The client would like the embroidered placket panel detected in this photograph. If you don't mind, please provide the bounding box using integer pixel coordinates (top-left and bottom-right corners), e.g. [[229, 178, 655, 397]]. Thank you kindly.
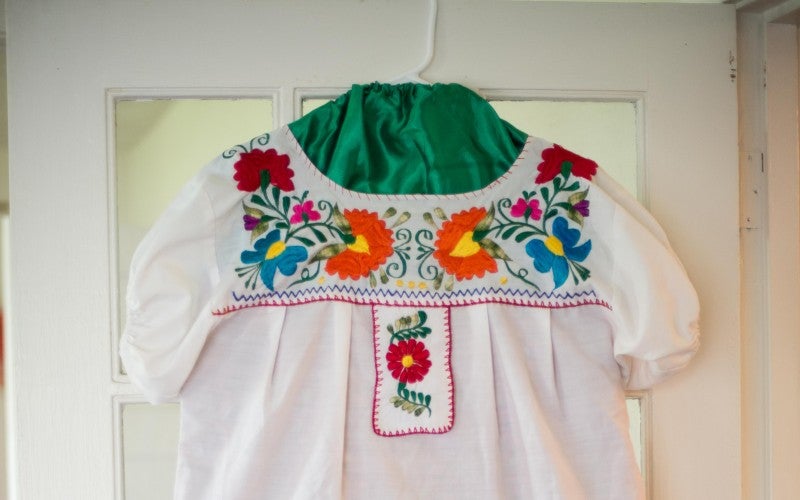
[[372, 305, 454, 436]]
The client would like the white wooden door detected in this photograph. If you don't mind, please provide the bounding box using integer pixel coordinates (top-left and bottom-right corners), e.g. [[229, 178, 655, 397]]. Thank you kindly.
[[5, 1, 738, 499]]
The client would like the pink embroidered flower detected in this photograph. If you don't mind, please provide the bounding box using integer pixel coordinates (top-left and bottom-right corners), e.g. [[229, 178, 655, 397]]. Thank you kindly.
[[233, 148, 295, 192], [510, 198, 542, 220], [289, 200, 321, 224], [386, 339, 432, 384]]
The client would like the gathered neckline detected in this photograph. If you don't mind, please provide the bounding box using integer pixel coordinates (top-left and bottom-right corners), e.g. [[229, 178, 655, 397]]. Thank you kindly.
[[283, 126, 536, 203]]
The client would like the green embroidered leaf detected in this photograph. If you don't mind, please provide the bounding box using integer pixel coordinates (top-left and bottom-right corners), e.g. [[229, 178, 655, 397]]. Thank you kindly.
[[472, 229, 490, 242], [390, 396, 404, 408], [433, 272, 444, 290], [369, 271, 377, 288], [310, 243, 348, 262], [250, 222, 269, 243], [561, 160, 573, 178], [392, 211, 411, 228], [251, 195, 268, 208], [243, 203, 265, 218], [444, 275, 454, 292], [391, 311, 432, 341], [293, 235, 314, 246], [401, 387, 410, 400], [410, 390, 417, 403], [567, 209, 584, 227], [281, 195, 290, 214], [553, 176, 562, 191], [553, 202, 573, 211], [271, 186, 281, 206], [260, 170, 271, 192], [424, 394, 431, 406], [414, 407, 425, 416], [514, 230, 536, 243], [423, 212, 436, 227], [379, 267, 389, 284], [434, 207, 447, 220], [574, 261, 591, 281], [540, 187, 550, 203], [568, 189, 589, 205], [546, 209, 558, 220], [480, 239, 510, 261], [474, 204, 495, 233], [309, 226, 327, 243], [383, 207, 397, 219], [275, 221, 288, 230], [331, 205, 352, 233], [500, 225, 519, 240], [563, 181, 580, 191]]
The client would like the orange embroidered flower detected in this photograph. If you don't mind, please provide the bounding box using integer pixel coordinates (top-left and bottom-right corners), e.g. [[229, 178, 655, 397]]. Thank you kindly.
[[433, 207, 498, 280], [324, 209, 394, 279]]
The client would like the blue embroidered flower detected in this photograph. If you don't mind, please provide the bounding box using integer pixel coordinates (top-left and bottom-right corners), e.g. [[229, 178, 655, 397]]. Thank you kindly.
[[525, 217, 591, 288], [241, 230, 308, 290]]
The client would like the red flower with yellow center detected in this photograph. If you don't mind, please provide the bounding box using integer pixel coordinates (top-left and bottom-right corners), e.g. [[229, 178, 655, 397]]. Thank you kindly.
[[324, 209, 394, 279], [386, 339, 431, 384], [433, 207, 498, 280]]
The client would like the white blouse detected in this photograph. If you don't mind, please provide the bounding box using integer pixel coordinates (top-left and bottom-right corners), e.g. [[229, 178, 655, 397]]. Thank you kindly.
[[121, 127, 699, 499]]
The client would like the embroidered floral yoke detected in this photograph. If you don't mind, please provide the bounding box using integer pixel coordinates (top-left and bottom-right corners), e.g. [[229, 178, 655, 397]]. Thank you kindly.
[[121, 128, 699, 500]]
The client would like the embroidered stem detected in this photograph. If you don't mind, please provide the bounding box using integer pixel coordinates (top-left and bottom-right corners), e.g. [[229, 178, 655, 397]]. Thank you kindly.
[[502, 259, 541, 291], [390, 383, 432, 417]]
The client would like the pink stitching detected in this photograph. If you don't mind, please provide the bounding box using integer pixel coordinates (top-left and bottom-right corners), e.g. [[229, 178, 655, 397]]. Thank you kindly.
[[212, 294, 610, 316], [444, 307, 455, 431], [371, 304, 384, 436]]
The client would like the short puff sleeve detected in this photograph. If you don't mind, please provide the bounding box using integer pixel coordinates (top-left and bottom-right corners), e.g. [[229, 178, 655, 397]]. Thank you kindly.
[[599, 173, 700, 390], [120, 169, 221, 403]]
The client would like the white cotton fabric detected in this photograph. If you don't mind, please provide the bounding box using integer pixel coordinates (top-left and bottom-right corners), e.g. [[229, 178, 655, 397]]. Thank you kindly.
[[121, 127, 699, 500]]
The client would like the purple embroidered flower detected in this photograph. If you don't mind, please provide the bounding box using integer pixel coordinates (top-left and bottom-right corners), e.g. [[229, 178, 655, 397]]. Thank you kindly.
[[290, 200, 321, 224], [510, 198, 542, 220], [573, 199, 590, 217], [243, 214, 260, 230]]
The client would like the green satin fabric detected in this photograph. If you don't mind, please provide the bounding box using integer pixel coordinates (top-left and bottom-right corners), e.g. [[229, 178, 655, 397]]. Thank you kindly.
[[288, 82, 528, 195]]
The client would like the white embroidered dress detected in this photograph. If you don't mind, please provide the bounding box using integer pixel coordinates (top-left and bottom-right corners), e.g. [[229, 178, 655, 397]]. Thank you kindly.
[[121, 127, 699, 499]]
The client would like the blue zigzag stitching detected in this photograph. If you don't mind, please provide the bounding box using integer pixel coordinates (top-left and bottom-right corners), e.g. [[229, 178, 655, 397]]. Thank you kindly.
[[231, 286, 600, 303]]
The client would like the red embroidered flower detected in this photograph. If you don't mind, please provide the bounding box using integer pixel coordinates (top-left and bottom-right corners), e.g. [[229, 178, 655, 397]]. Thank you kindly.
[[324, 209, 394, 279], [433, 207, 498, 281], [536, 144, 598, 184], [386, 339, 432, 384], [233, 148, 295, 192]]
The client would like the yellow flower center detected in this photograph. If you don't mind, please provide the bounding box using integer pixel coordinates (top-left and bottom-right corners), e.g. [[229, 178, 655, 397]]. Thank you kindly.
[[347, 234, 370, 254], [401, 355, 415, 368], [544, 235, 565, 256], [450, 231, 481, 258], [265, 241, 286, 260]]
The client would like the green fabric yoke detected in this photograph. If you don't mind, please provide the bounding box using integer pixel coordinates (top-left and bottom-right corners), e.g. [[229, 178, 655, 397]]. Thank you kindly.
[[288, 83, 528, 195]]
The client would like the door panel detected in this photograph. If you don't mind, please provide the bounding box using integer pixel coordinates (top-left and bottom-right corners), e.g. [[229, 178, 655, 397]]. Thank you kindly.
[[5, 1, 738, 499]]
